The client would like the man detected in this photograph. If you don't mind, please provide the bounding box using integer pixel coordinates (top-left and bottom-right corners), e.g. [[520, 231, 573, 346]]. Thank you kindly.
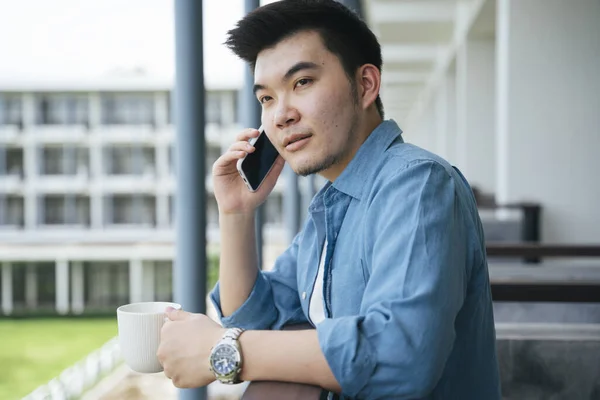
[[157, 1, 501, 399]]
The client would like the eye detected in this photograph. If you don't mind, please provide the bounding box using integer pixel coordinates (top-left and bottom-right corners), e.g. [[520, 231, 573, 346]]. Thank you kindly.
[[295, 78, 313, 88], [259, 95, 273, 104]]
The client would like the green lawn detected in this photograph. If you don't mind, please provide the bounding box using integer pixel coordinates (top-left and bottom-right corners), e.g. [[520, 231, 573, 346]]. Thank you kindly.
[[0, 317, 118, 400]]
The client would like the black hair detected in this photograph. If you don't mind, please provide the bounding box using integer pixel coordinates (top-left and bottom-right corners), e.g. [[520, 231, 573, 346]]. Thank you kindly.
[[225, 0, 384, 118]]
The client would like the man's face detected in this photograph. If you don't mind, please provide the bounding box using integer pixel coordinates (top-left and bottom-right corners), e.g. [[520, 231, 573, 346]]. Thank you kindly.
[[254, 30, 360, 178]]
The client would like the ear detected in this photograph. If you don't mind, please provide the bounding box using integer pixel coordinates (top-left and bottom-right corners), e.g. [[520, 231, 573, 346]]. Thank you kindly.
[[356, 64, 381, 111]]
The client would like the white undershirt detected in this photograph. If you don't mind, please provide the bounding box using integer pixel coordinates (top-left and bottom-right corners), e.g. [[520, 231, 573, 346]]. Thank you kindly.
[[309, 239, 328, 325]]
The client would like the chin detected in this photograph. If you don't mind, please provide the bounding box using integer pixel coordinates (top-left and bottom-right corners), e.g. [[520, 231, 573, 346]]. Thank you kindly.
[[292, 159, 329, 177]]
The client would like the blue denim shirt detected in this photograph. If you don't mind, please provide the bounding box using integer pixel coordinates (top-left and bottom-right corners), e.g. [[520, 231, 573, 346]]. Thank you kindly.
[[210, 120, 501, 399]]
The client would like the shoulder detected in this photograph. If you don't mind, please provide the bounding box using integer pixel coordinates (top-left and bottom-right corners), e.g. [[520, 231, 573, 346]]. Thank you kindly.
[[368, 141, 458, 197]]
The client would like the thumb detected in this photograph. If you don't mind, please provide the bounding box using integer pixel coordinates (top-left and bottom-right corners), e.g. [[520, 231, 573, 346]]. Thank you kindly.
[[165, 307, 190, 321]]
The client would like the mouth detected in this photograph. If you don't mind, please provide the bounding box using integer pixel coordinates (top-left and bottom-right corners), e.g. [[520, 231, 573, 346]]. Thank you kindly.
[[283, 133, 312, 149]]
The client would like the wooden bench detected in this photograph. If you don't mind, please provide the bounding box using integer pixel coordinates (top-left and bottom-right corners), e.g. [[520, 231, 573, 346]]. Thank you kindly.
[[487, 243, 600, 303]]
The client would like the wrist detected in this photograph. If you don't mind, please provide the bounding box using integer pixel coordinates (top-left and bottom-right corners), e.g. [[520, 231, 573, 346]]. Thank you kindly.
[[209, 327, 246, 384], [219, 210, 255, 224]]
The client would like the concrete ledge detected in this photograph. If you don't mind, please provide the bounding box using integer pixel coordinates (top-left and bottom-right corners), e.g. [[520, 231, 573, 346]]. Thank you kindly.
[[496, 322, 600, 340], [496, 323, 600, 399]]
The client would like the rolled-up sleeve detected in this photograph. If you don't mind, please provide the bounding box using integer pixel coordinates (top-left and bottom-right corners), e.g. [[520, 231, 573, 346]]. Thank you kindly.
[[316, 160, 469, 399], [209, 230, 308, 331]]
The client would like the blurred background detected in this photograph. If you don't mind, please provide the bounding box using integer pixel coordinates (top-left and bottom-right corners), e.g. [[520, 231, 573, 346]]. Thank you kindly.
[[0, 0, 599, 399]]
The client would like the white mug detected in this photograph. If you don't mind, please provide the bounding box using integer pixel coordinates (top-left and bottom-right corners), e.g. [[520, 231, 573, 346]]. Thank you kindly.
[[116, 301, 182, 373]]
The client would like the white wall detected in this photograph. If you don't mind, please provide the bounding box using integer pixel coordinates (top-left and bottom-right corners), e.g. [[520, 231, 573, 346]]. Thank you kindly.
[[496, 0, 600, 243], [435, 70, 458, 164], [405, 101, 437, 152], [456, 38, 496, 194]]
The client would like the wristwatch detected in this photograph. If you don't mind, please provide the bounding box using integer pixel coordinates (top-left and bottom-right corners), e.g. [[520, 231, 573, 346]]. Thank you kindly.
[[209, 327, 245, 384]]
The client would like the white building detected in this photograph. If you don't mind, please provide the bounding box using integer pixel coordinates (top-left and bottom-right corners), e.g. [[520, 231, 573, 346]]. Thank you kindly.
[[0, 76, 293, 316]]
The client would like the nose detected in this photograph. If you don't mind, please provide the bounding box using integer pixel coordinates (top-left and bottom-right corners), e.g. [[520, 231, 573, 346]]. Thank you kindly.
[[274, 100, 300, 129]]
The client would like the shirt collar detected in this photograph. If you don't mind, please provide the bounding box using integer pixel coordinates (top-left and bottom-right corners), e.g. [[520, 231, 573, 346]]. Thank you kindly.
[[309, 119, 403, 211]]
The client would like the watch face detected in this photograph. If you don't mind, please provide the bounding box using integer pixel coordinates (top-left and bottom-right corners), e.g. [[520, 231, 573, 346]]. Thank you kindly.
[[211, 344, 239, 376]]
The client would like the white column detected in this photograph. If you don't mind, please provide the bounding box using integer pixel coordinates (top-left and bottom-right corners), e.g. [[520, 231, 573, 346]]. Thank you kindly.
[[25, 264, 38, 309], [89, 93, 104, 229], [434, 83, 448, 159], [129, 259, 143, 304], [23, 93, 39, 229], [154, 92, 168, 128], [92, 266, 110, 306], [23, 141, 39, 181], [406, 101, 437, 152], [55, 259, 70, 315], [155, 139, 170, 228], [496, 0, 600, 242], [24, 192, 37, 229], [22, 93, 35, 129], [1, 262, 13, 315], [23, 92, 38, 228], [142, 261, 156, 302], [445, 72, 457, 165], [156, 192, 170, 228], [155, 140, 169, 181], [24, 129, 39, 229], [90, 137, 104, 229], [88, 92, 101, 128], [456, 38, 496, 193], [434, 71, 457, 163], [90, 190, 103, 229], [71, 262, 85, 314]]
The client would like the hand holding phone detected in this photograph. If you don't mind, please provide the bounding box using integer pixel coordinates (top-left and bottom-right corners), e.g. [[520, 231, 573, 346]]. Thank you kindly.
[[212, 126, 283, 215], [236, 125, 280, 192]]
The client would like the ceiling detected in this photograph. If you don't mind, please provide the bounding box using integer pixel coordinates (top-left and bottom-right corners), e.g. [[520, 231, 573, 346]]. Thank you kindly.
[[362, 0, 495, 126]]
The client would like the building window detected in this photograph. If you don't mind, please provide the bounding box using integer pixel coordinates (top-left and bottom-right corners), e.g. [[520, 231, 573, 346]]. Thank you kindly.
[[101, 93, 154, 125], [3, 147, 24, 177], [206, 92, 223, 125], [43, 196, 65, 225], [105, 146, 155, 175], [42, 147, 62, 175], [41, 146, 88, 175], [206, 144, 221, 172], [36, 94, 89, 125], [110, 195, 156, 226], [206, 90, 238, 126], [85, 263, 129, 309], [41, 195, 90, 225], [0, 195, 24, 227], [11, 263, 56, 309], [0, 95, 22, 126]]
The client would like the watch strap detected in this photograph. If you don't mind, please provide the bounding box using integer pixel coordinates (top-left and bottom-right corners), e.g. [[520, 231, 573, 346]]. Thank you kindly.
[[213, 327, 245, 384], [223, 327, 244, 341]]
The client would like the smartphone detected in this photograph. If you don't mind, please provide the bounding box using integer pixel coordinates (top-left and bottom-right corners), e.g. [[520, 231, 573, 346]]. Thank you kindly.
[[236, 125, 280, 192]]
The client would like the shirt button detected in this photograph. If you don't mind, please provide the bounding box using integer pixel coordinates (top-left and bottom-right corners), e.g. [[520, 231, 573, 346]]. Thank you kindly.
[[302, 292, 307, 300]]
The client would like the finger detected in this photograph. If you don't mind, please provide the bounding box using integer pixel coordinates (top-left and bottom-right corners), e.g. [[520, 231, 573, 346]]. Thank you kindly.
[[166, 308, 191, 321], [235, 128, 260, 142], [228, 141, 255, 153], [212, 151, 248, 172]]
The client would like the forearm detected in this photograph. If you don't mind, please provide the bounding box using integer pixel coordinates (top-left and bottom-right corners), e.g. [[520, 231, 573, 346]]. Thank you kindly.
[[239, 329, 341, 393], [218, 212, 259, 317]]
